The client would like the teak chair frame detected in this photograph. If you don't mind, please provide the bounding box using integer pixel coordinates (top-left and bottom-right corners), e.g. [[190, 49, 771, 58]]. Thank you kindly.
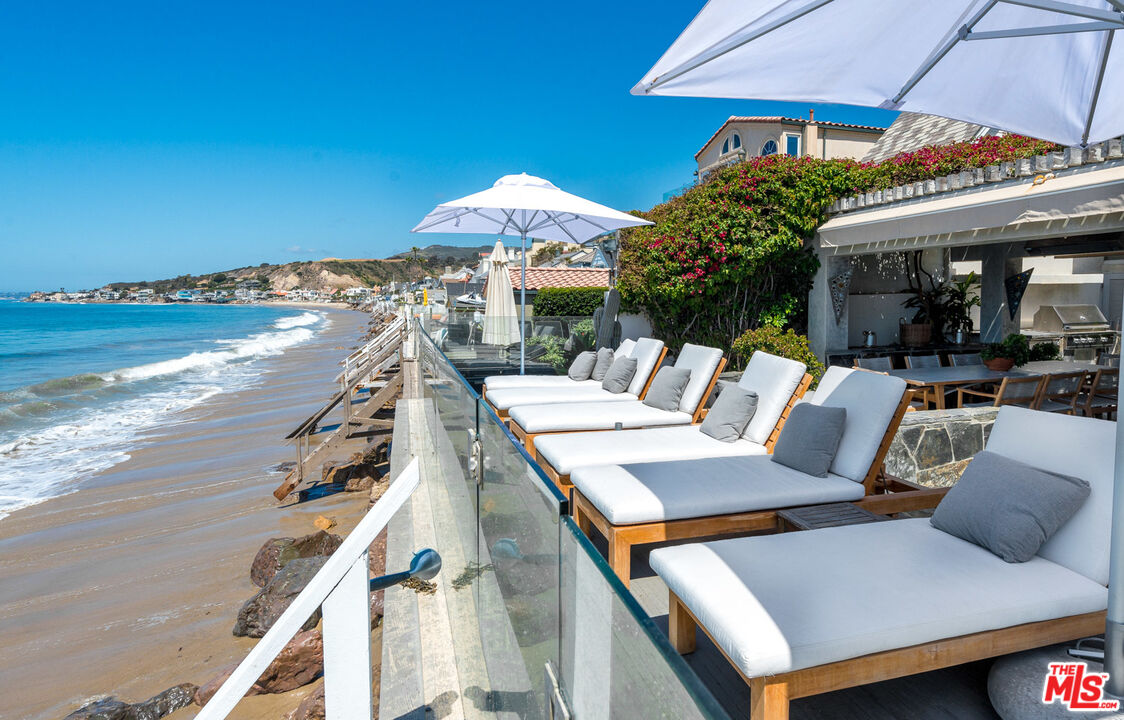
[[484, 347, 668, 421], [1034, 370, 1090, 414], [955, 374, 1047, 409], [1077, 367, 1119, 418], [510, 356, 728, 456], [534, 372, 811, 502], [572, 389, 919, 587], [669, 586, 1103, 720]]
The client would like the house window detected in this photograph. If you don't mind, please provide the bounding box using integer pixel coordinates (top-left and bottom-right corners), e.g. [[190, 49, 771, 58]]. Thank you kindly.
[[785, 134, 801, 156], [722, 138, 729, 154], [732, 133, 741, 150], [761, 139, 778, 156]]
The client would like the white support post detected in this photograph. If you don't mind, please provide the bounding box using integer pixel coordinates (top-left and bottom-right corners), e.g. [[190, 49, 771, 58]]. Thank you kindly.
[[323, 553, 374, 720]]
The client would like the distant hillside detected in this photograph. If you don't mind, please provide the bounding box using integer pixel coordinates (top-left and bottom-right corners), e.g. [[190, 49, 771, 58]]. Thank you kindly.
[[107, 258, 438, 294], [389, 244, 494, 262]]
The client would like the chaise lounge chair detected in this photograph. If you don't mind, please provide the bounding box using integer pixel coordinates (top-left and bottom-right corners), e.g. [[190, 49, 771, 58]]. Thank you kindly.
[[653, 406, 1112, 720], [507, 343, 728, 455], [530, 351, 811, 498], [481, 337, 636, 393], [570, 366, 916, 586], [483, 337, 667, 419]]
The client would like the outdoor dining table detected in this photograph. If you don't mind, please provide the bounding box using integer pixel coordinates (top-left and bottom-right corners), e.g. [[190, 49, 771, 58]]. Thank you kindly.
[[886, 361, 1103, 410]]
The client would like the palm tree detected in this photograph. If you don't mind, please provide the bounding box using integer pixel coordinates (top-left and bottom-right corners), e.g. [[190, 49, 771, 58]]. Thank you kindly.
[[410, 246, 421, 264]]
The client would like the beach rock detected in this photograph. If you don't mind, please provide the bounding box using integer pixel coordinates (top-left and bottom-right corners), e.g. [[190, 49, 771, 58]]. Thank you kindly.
[[369, 478, 390, 505], [128, 683, 198, 719], [344, 473, 376, 492], [250, 531, 341, 588], [66, 684, 197, 720], [234, 557, 327, 637], [195, 631, 323, 706], [63, 698, 130, 720], [368, 530, 388, 627], [253, 629, 323, 693], [313, 516, 337, 532], [287, 684, 325, 720], [250, 537, 295, 587]]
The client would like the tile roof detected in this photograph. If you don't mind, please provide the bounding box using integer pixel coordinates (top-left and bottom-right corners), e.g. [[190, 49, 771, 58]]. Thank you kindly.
[[696, 116, 887, 159], [507, 266, 610, 290], [861, 112, 992, 163]]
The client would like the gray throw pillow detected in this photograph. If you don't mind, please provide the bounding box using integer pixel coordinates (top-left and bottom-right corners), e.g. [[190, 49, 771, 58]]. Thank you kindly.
[[591, 347, 615, 381], [699, 386, 759, 442], [931, 451, 1090, 563], [567, 351, 596, 381], [601, 356, 638, 394], [642, 367, 692, 411], [770, 403, 846, 477]]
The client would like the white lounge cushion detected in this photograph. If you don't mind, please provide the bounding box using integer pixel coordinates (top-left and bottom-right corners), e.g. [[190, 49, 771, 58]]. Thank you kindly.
[[738, 351, 807, 445], [571, 454, 863, 525], [626, 338, 666, 396], [673, 343, 724, 414], [810, 366, 907, 483], [483, 375, 601, 391], [509, 401, 692, 434], [976, 406, 1116, 585], [651, 519, 1108, 678], [536, 425, 767, 476], [485, 386, 638, 411]]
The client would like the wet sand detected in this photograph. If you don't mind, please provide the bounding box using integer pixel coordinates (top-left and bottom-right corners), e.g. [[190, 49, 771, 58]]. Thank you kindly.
[[0, 309, 378, 719]]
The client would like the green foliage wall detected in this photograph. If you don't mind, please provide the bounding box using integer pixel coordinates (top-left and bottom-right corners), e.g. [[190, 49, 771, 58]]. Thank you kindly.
[[618, 135, 1061, 352], [731, 326, 825, 387], [532, 287, 605, 316]]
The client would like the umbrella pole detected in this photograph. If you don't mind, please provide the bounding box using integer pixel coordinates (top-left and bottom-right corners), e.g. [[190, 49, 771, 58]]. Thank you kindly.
[[520, 229, 527, 375]]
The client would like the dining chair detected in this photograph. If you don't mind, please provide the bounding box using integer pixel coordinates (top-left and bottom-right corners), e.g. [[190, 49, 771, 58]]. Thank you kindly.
[[1076, 368, 1119, 418], [957, 375, 1047, 409], [903, 354, 942, 408], [948, 353, 982, 366], [1034, 371, 1089, 414], [854, 356, 893, 372]]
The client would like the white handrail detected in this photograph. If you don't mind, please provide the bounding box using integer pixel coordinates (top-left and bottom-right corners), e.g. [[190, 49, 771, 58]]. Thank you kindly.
[[195, 458, 421, 720], [337, 316, 406, 383]]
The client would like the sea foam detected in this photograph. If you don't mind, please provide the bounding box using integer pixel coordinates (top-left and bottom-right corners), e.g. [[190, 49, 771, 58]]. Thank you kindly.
[[0, 311, 325, 519]]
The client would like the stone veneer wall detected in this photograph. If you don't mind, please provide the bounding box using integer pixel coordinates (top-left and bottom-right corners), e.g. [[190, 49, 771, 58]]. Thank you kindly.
[[884, 407, 999, 487]]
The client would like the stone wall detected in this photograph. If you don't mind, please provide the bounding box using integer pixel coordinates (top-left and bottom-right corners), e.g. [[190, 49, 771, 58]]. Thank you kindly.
[[884, 407, 998, 487]]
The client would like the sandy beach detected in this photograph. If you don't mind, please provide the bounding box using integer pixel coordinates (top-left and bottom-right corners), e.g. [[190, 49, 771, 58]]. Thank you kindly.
[[0, 308, 377, 719]]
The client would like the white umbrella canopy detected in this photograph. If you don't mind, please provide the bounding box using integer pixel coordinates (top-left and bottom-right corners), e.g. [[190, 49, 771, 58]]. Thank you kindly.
[[481, 240, 519, 346], [413, 173, 652, 372], [633, 0, 1124, 147]]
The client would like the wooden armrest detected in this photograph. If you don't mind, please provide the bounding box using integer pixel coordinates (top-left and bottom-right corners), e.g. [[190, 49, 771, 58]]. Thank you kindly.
[[957, 387, 997, 402], [855, 487, 949, 515]]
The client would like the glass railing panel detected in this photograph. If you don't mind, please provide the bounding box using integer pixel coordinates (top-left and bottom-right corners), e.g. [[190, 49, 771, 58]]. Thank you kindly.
[[558, 517, 730, 719], [473, 401, 565, 718]]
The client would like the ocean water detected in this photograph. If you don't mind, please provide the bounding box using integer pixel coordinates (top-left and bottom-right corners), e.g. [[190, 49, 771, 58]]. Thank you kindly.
[[0, 301, 330, 518]]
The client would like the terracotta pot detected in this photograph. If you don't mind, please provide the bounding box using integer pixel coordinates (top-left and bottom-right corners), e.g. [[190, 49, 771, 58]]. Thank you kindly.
[[984, 357, 1015, 371]]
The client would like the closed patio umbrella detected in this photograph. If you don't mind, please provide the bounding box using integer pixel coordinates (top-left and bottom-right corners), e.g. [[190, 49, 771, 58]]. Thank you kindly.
[[481, 240, 519, 346], [412, 173, 652, 373], [633, 0, 1124, 691]]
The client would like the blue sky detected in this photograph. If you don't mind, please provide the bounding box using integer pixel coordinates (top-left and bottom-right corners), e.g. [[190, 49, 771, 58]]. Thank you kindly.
[[0, 1, 896, 292]]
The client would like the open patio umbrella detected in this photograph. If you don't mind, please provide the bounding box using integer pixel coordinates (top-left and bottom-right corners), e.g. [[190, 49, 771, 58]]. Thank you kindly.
[[481, 240, 519, 346], [633, 0, 1124, 147], [633, 0, 1124, 691], [412, 173, 652, 373]]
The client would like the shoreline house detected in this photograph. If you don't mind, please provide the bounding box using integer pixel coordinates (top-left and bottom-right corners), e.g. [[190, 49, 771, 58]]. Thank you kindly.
[[507, 266, 610, 306], [695, 111, 886, 180], [807, 113, 1124, 364]]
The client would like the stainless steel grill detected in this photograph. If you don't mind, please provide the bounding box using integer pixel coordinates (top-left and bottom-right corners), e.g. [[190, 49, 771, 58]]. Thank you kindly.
[[1029, 304, 1119, 362]]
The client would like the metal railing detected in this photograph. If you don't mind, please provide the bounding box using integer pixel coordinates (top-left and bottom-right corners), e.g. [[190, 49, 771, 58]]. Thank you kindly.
[[197, 458, 436, 720]]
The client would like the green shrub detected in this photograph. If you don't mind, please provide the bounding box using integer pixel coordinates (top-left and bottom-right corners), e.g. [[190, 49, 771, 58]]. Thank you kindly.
[[526, 335, 567, 373], [1029, 341, 1061, 362], [570, 318, 596, 349], [533, 287, 605, 316], [980, 333, 1032, 366], [731, 326, 824, 387]]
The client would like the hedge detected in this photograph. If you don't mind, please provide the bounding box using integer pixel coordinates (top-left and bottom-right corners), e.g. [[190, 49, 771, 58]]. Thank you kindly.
[[532, 286, 605, 316]]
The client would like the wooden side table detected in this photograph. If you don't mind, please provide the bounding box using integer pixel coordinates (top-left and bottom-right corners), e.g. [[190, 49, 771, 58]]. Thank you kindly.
[[776, 502, 888, 532]]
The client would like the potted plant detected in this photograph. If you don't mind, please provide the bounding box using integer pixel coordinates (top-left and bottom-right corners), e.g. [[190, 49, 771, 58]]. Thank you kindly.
[[900, 251, 947, 346], [980, 333, 1031, 371], [942, 271, 981, 343]]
